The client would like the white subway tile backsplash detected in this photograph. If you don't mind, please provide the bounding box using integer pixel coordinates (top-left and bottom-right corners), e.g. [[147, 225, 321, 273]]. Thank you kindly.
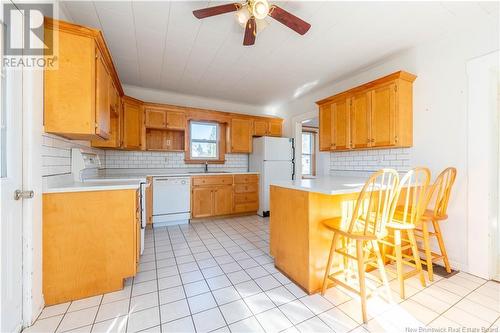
[[330, 148, 411, 172]]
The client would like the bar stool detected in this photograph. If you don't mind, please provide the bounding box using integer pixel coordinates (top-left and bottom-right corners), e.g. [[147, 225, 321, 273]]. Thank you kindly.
[[380, 167, 430, 299], [415, 167, 457, 281], [320, 169, 400, 323]]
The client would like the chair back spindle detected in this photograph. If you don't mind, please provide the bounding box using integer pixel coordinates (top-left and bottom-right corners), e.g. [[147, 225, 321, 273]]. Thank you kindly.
[[395, 167, 431, 226], [429, 167, 457, 218], [347, 169, 400, 238]]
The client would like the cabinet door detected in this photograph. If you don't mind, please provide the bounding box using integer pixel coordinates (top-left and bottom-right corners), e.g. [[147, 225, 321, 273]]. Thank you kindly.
[[351, 92, 371, 149], [331, 98, 351, 150], [145, 109, 166, 128], [319, 103, 333, 151], [192, 187, 213, 218], [371, 83, 396, 147], [166, 111, 186, 130], [95, 49, 110, 139], [253, 119, 268, 136], [231, 118, 252, 153], [214, 186, 232, 216], [123, 102, 142, 149], [268, 120, 282, 137]]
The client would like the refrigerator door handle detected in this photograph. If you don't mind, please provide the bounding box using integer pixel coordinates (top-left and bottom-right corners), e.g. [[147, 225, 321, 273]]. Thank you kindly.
[[291, 160, 296, 180]]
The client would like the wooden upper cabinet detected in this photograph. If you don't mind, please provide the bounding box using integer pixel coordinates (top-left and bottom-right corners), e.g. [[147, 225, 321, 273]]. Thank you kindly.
[[230, 118, 253, 153], [331, 97, 351, 150], [351, 92, 371, 149], [319, 103, 333, 151], [122, 99, 143, 149], [44, 18, 121, 140], [316, 71, 416, 152], [370, 83, 396, 147], [145, 109, 166, 128], [253, 119, 268, 136], [95, 48, 110, 139], [166, 111, 186, 130], [213, 185, 233, 216], [268, 119, 283, 137]]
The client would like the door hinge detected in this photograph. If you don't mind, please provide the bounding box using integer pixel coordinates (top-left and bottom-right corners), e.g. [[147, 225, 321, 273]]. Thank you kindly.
[[395, 135, 399, 143], [14, 190, 34, 200], [394, 85, 398, 92]]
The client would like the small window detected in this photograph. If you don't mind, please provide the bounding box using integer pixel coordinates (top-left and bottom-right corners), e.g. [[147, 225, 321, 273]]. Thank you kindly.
[[302, 132, 315, 176], [190, 121, 219, 160]]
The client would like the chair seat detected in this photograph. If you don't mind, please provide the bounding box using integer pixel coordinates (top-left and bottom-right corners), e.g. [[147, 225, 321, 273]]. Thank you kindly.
[[322, 217, 377, 240], [386, 221, 416, 230]]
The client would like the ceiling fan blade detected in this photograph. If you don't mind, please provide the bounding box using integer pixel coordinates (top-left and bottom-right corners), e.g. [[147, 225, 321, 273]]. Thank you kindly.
[[268, 5, 311, 35], [193, 3, 240, 19], [243, 16, 256, 46]]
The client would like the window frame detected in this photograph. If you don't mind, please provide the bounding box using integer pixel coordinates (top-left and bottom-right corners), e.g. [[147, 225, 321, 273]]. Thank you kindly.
[[189, 121, 220, 160], [301, 130, 316, 176]]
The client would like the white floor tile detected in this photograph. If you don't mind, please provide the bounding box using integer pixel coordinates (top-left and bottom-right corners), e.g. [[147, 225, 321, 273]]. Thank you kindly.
[[38, 302, 70, 320], [279, 300, 315, 325], [91, 316, 127, 333], [256, 308, 293, 333], [58, 307, 98, 332], [159, 299, 190, 323], [299, 294, 334, 315], [318, 307, 359, 333], [229, 316, 265, 333], [95, 299, 129, 323], [192, 308, 226, 333], [101, 287, 131, 305], [454, 298, 499, 324], [126, 307, 160, 333], [161, 316, 194, 333], [244, 292, 276, 315], [187, 292, 217, 314], [266, 286, 297, 306], [213, 286, 242, 305], [158, 275, 182, 290], [296, 316, 333, 333], [130, 292, 159, 313], [184, 280, 210, 297], [220, 299, 253, 324], [255, 275, 281, 291], [207, 275, 232, 291], [24, 315, 63, 333], [132, 280, 158, 297], [158, 286, 185, 305], [67, 296, 102, 313]]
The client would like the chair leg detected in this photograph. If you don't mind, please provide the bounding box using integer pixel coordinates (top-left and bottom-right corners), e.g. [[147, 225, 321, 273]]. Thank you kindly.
[[422, 222, 434, 281], [372, 240, 392, 302], [356, 240, 368, 323], [321, 233, 338, 296], [394, 230, 405, 299], [408, 229, 426, 287], [432, 219, 452, 273]]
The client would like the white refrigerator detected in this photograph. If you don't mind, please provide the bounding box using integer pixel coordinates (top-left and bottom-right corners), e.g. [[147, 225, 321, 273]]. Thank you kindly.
[[249, 136, 295, 216]]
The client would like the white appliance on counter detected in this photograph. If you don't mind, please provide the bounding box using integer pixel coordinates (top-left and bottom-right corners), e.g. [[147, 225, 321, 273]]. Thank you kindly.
[[249, 137, 295, 217], [71, 148, 147, 255], [153, 177, 191, 227]]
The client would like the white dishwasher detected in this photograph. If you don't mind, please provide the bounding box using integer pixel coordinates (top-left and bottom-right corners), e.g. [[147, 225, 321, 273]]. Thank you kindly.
[[153, 177, 191, 227]]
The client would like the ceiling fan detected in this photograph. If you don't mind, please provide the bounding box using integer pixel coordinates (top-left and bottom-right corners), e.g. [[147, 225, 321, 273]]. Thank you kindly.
[[192, 0, 311, 46]]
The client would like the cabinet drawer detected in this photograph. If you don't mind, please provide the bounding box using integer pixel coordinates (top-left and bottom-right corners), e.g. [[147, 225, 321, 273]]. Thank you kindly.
[[234, 193, 258, 204], [234, 174, 259, 184], [234, 183, 258, 193], [192, 176, 233, 186], [234, 202, 258, 213]]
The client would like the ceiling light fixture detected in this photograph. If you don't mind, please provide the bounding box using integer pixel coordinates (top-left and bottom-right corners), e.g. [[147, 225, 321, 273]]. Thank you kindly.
[[252, 0, 269, 20]]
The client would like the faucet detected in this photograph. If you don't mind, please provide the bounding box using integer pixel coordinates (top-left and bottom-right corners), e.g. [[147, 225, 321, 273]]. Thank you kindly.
[[204, 161, 208, 173]]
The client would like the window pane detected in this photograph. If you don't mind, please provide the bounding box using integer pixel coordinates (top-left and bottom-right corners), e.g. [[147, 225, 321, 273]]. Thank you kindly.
[[191, 142, 217, 159], [191, 122, 217, 141], [302, 155, 311, 175], [302, 133, 311, 154]]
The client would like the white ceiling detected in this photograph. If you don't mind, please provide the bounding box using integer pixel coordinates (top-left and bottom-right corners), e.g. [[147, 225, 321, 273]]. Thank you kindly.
[[61, 1, 498, 107]]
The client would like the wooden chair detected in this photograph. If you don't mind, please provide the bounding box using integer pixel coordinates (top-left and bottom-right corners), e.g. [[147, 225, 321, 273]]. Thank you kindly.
[[320, 169, 400, 323], [415, 167, 457, 281], [380, 167, 430, 299]]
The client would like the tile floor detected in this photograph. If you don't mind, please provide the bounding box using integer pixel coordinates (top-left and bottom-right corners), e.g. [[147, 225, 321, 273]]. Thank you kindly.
[[25, 215, 500, 333]]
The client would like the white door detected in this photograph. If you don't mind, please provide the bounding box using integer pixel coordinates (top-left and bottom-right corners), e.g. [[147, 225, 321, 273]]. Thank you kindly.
[[0, 5, 24, 332]]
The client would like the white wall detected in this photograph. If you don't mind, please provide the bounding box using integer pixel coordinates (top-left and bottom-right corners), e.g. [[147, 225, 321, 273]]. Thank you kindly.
[[123, 84, 268, 117], [276, 21, 499, 273]]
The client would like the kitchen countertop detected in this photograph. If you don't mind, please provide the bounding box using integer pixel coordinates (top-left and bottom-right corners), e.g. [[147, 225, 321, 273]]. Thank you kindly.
[[271, 176, 370, 195], [44, 171, 259, 193], [44, 180, 144, 194]]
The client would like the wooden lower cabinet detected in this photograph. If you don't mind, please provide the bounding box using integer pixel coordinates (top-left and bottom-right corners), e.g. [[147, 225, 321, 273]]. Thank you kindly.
[[43, 189, 139, 305], [192, 187, 214, 218], [191, 174, 259, 219]]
